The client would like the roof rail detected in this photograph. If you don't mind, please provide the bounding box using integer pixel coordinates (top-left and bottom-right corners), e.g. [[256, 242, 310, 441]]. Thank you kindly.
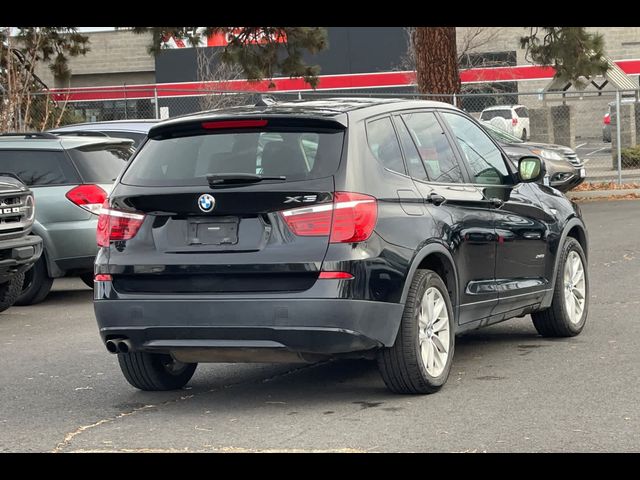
[[0, 132, 59, 139], [53, 131, 110, 138]]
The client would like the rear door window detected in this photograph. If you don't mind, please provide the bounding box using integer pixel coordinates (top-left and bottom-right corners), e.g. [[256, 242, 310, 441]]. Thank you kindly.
[[366, 117, 406, 174], [67, 144, 132, 183], [394, 117, 427, 180], [121, 129, 344, 186], [401, 112, 465, 183], [0, 149, 80, 186]]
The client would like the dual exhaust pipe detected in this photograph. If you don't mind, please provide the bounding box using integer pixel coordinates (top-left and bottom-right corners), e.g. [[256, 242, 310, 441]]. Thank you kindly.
[[105, 338, 132, 354]]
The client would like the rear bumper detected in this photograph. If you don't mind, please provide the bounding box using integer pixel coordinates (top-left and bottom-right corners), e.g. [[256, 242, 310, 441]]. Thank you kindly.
[[94, 297, 403, 358], [0, 235, 42, 282]]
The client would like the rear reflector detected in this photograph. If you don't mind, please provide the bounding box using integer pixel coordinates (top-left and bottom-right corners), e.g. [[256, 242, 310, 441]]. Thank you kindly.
[[66, 184, 107, 215], [281, 192, 378, 244], [97, 201, 146, 247], [512, 117, 518, 126], [201, 119, 268, 130], [94, 274, 112, 282], [318, 271, 354, 279]]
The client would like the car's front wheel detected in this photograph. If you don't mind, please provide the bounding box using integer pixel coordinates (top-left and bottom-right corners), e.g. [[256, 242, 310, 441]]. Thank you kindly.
[[377, 269, 455, 394], [118, 352, 197, 391], [0, 272, 25, 313], [15, 257, 53, 306], [531, 237, 588, 337]]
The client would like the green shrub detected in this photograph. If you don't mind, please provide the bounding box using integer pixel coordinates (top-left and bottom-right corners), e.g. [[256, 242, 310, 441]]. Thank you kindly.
[[621, 146, 640, 168]]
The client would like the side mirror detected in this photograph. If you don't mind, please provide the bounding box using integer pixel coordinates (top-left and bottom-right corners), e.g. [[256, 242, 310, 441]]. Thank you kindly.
[[518, 156, 546, 183]]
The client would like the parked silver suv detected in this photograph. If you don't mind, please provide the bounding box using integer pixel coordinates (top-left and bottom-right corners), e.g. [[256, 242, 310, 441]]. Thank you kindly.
[[0, 133, 133, 304]]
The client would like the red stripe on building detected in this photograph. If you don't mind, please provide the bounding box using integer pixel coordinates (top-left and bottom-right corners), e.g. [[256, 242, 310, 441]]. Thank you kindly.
[[49, 59, 640, 102], [460, 65, 556, 83]]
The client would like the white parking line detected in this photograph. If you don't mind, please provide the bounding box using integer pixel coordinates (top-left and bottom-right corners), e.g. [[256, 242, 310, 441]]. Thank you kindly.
[[586, 147, 608, 156], [575, 143, 588, 149]]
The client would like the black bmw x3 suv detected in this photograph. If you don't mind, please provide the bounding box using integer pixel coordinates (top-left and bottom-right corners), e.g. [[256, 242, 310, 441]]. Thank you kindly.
[[94, 98, 589, 394]]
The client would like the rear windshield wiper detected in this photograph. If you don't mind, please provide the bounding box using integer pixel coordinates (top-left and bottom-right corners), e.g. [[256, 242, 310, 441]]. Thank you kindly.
[[206, 173, 286, 187]]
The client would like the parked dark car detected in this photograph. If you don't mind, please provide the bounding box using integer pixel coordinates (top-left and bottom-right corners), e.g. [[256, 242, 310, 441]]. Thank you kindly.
[[481, 121, 586, 192], [94, 98, 589, 394], [0, 173, 42, 312], [50, 119, 158, 150]]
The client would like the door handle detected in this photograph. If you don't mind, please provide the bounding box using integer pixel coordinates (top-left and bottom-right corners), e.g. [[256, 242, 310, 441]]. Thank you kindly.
[[489, 197, 504, 208], [427, 192, 446, 206]]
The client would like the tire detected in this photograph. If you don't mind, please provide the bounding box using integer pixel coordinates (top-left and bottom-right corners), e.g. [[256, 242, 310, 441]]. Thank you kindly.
[[118, 352, 197, 391], [521, 128, 527, 141], [14, 256, 53, 306], [80, 273, 94, 289], [0, 272, 25, 313], [532, 238, 588, 337], [377, 269, 455, 394]]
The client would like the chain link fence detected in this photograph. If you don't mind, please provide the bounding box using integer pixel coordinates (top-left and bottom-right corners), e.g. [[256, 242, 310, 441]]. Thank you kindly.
[[6, 86, 640, 184]]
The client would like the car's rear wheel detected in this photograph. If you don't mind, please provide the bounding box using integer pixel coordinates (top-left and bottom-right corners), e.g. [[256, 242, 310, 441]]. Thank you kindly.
[[521, 128, 527, 141], [377, 269, 455, 394], [117, 352, 197, 391], [15, 257, 53, 306], [0, 272, 25, 313], [531, 238, 588, 337]]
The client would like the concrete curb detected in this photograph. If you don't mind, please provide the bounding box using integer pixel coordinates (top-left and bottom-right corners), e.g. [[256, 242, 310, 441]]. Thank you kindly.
[[568, 188, 640, 199]]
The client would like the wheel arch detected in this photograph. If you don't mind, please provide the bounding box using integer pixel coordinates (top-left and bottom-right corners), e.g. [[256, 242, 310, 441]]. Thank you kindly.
[[30, 221, 61, 278], [400, 242, 460, 324], [540, 217, 588, 310]]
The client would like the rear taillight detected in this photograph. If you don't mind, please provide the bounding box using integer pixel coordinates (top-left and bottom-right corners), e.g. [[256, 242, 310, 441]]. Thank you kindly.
[[66, 184, 107, 215], [512, 117, 518, 126], [281, 192, 378, 243], [94, 274, 112, 282], [96, 200, 145, 247], [604, 113, 610, 125]]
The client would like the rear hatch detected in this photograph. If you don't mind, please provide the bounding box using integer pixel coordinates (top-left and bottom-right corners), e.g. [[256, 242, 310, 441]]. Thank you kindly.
[[104, 117, 347, 294]]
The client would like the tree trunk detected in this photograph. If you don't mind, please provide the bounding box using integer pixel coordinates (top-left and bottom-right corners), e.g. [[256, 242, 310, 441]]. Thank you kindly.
[[413, 27, 460, 104]]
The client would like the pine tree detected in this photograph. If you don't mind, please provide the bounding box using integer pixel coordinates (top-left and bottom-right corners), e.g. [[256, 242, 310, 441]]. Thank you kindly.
[[520, 27, 608, 83], [1, 27, 90, 131]]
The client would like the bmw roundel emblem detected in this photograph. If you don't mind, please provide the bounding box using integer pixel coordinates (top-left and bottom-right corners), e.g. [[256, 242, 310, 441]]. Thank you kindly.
[[198, 194, 215, 213]]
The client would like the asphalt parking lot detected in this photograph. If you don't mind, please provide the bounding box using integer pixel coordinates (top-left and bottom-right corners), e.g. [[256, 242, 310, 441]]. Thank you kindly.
[[1, 199, 639, 453]]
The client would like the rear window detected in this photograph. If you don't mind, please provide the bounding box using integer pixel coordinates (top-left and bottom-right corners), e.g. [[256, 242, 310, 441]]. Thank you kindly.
[[121, 129, 345, 186], [0, 149, 80, 186], [67, 145, 131, 183], [514, 107, 529, 118], [480, 109, 512, 121]]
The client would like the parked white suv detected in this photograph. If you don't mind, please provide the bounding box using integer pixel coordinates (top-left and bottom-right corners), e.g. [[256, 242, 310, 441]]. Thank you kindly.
[[479, 105, 530, 140]]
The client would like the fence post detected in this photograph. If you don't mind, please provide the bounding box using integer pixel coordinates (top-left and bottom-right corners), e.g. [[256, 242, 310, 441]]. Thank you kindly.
[[452, 93, 457, 108], [123, 83, 128, 120], [154, 87, 160, 119], [616, 90, 622, 186]]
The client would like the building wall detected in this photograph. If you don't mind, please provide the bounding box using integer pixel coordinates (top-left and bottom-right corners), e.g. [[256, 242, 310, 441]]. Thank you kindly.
[[456, 27, 640, 141], [35, 30, 155, 88]]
